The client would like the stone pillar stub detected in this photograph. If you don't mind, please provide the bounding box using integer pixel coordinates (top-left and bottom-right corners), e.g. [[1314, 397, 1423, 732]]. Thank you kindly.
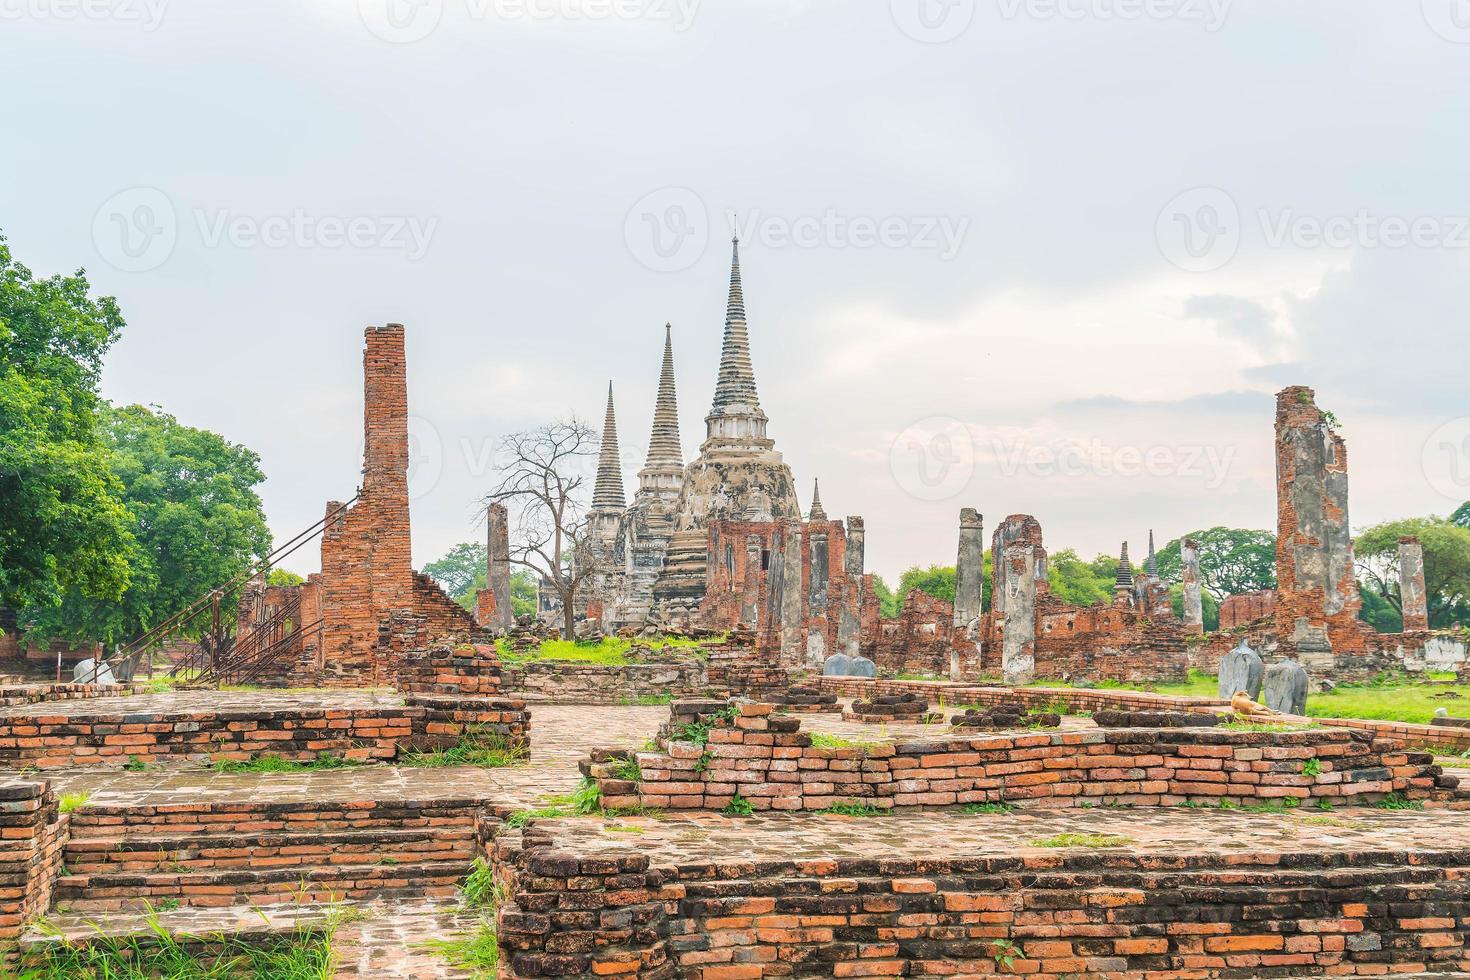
[[952, 508, 984, 680], [1399, 536, 1430, 632], [1001, 539, 1037, 686], [837, 517, 865, 659], [1181, 536, 1204, 634], [486, 503, 513, 634]]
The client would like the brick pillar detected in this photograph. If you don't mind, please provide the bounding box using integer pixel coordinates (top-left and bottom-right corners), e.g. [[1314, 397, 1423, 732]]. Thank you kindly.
[[837, 517, 864, 659], [1181, 537, 1205, 634], [740, 535, 762, 629], [806, 525, 830, 663], [485, 503, 513, 634], [0, 781, 63, 943], [952, 508, 985, 680], [1274, 386, 1362, 664], [779, 524, 805, 667], [1399, 536, 1430, 631]]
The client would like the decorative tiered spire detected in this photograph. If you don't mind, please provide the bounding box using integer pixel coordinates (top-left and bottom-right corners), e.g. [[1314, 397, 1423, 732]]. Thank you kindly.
[[808, 479, 827, 522], [1115, 542, 1135, 588], [1145, 530, 1159, 577], [705, 236, 769, 442], [592, 382, 625, 511], [644, 324, 683, 469]]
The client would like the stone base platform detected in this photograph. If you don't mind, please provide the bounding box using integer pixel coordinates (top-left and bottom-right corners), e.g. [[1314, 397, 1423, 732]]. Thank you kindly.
[[497, 807, 1470, 978], [0, 687, 529, 769]]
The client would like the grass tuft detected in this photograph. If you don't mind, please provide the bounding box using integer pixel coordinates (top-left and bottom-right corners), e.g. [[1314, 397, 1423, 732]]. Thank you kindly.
[[1030, 832, 1133, 849], [962, 802, 1013, 815], [58, 791, 91, 814], [722, 794, 754, 817], [815, 800, 887, 817], [210, 753, 362, 774], [399, 729, 524, 769]]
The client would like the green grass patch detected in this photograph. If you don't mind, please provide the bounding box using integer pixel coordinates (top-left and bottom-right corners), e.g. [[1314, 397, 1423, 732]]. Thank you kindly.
[[1219, 719, 1319, 733], [24, 904, 339, 979], [962, 802, 1013, 815], [496, 634, 718, 667], [58, 791, 91, 814], [1030, 832, 1133, 848], [399, 730, 523, 769], [418, 920, 498, 978], [618, 693, 674, 706], [210, 753, 363, 774], [571, 778, 602, 815], [816, 800, 887, 817], [504, 806, 569, 828], [461, 857, 499, 909], [808, 733, 875, 750], [610, 757, 641, 782], [1375, 791, 1424, 811]]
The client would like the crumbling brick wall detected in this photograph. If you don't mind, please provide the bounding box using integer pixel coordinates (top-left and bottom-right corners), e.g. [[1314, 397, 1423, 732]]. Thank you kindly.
[[866, 590, 954, 676]]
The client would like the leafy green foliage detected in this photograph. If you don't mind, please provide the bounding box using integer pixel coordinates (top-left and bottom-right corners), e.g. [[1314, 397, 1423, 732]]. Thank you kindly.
[[1355, 516, 1470, 630], [58, 791, 91, 813], [963, 802, 1013, 815], [1453, 502, 1470, 529], [0, 234, 134, 613], [571, 778, 602, 815], [1375, 791, 1424, 811], [267, 568, 305, 587], [722, 794, 754, 816], [870, 575, 901, 619], [461, 857, 499, 909], [1153, 528, 1278, 600], [610, 756, 641, 782], [24, 403, 272, 646], [1046, 549, 1118, 607], [989, 938, 1019, 971], [424, 541, 487, 609], [1302, 758, 1322, 777], [897, 564, 956, 605]]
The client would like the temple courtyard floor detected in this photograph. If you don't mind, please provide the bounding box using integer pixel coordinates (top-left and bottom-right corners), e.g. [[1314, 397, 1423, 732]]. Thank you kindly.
[[10, 698, 1470, 977]]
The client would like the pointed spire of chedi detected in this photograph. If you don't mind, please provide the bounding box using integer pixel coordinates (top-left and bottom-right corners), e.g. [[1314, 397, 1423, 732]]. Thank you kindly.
[[705, 235, 770, 445], [1115, 542, 1135, 588], [645, 323, 683, 469], [592, 382, 625, 511], [1145, 530, 1159, 577], [808, 478, 826, 522]]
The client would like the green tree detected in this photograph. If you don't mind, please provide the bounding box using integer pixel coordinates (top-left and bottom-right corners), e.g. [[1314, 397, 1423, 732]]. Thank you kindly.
[[898, 565, 956, 605], [23, 404, 272, 646], [1047, 550, 1117, 607], [0, 234, 134, 612], [870, 575, 901, 619], [424, 542, 487, 603], [510, 570, 537, 619], [1153, 528, 1277, 600], [266, 569, 304, 587], [1355, 517, 1470, 629], [1453, 502, 1470, 529]]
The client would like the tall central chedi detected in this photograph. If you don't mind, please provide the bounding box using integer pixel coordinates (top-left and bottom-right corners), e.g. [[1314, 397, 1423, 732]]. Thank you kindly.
[[652, 237, 800, 620]]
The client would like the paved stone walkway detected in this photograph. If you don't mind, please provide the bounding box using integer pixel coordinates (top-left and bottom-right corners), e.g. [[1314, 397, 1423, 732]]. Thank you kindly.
[[533, 805, 1470, 866]]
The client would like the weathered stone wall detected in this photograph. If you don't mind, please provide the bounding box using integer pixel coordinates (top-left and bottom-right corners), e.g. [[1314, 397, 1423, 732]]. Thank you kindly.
[[501, 659, 712, 704], [0, 782, 65, 946], [866, 590, 954, 677], [1219, 589, 1277, 630], [593, 700, 1457, 814], [491, 822, 1470, 980]]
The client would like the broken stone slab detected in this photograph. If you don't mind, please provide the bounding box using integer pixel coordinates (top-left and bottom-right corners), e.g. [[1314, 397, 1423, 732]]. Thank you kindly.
[[1263, 658, 1309, 715], [1217, 639, 1264, 701], [821, 653, 875, 678]]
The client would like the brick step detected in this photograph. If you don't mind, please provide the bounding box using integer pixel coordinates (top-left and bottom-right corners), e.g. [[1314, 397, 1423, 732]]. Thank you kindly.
[[64, 827, 473, 875], [52, 858, 468, 913], [18, 899, 346, 952], [65, 799, 483, 839]]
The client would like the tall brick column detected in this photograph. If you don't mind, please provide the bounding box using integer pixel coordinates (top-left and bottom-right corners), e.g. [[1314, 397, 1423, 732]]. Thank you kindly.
[[952, 508, 985, 680], [1274, 386, 1363, 664], [1399, 535, 1430, 632], [1181, 537, 1205, 634], [320, 325, 418, 680]]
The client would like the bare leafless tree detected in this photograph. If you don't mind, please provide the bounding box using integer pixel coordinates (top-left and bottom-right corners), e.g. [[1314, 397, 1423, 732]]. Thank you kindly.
[[485, 418, 607, 640]]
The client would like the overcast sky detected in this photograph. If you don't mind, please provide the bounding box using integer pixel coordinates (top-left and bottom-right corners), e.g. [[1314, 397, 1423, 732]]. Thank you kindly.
[[4, 0, 1469, 583]]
